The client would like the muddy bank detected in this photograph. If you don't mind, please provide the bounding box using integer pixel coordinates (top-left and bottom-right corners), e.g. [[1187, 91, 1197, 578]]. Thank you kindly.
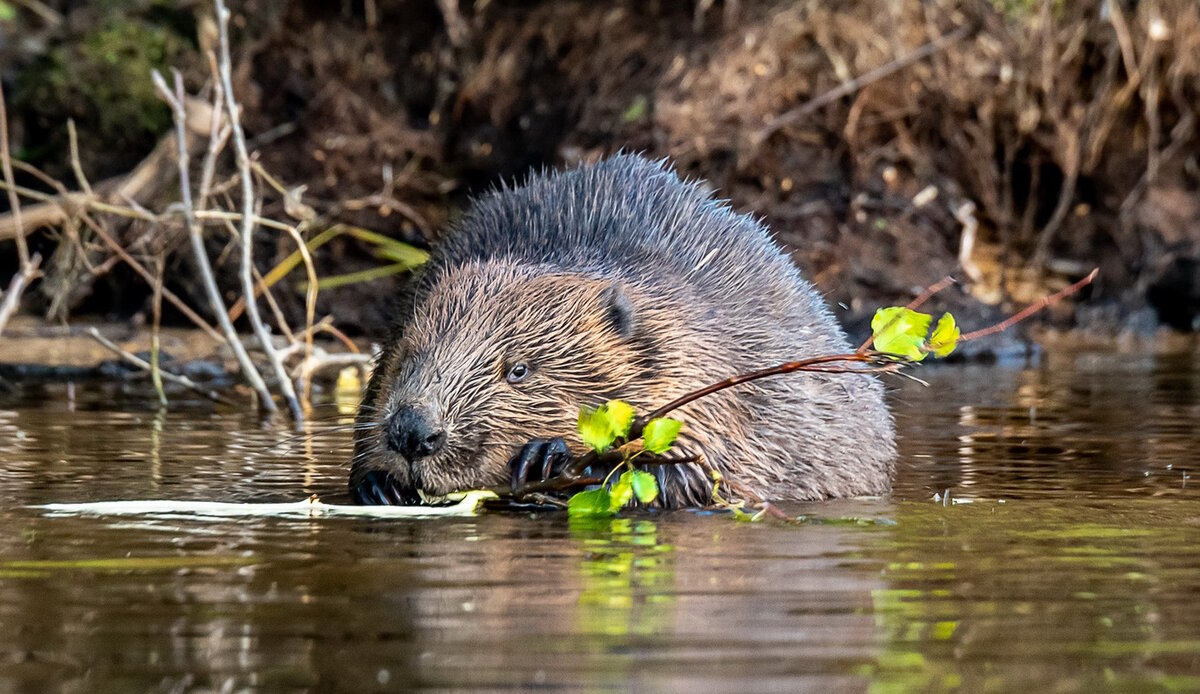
[[1, 0, 1198, 343]]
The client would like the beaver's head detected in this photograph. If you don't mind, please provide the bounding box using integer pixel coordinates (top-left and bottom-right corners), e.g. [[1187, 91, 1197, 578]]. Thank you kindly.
[[350, 260, 655, 502]]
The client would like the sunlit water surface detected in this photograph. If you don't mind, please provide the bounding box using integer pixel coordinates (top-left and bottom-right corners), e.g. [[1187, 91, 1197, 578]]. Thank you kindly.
[[0, 348, 1198, 692]]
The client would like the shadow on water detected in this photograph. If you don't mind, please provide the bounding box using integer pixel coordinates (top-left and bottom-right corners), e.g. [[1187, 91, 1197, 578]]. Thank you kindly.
[[0, 346, 1197, 690]]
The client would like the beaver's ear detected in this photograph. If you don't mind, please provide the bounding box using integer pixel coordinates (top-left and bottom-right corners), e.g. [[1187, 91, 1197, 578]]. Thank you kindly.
[[600, 283, 636, 339]]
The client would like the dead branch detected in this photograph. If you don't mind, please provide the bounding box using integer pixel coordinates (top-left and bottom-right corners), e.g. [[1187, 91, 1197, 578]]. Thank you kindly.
[[0, 81, 30, 269], [0, 254, 42, 336], [86, 327, 232, 405], [0, 81, 41, 336], [152, 69, 277, 412], [214, 0, 304, 423]]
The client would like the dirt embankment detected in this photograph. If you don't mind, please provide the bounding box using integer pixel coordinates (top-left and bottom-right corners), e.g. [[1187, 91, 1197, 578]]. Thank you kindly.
[[2, 0, 1199, 345]]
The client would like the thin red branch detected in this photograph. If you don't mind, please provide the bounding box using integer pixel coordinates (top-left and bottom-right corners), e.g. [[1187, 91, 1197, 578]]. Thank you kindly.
[[560, 351, 902, 480], [520, 269, 1097, 505], [958, 268, 1097, 342]]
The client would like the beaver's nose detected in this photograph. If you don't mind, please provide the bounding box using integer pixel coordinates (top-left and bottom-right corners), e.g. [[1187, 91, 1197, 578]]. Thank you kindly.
[[386, 405, 446, 460]]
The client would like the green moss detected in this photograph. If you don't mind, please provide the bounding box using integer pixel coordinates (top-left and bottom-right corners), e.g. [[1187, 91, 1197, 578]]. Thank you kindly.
[[14, 17, 191, 177]]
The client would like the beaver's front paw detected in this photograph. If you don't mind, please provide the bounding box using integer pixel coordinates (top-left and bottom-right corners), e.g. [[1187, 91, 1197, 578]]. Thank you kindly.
[[351, 469, 420, 506], [509, 437, 572, 492]]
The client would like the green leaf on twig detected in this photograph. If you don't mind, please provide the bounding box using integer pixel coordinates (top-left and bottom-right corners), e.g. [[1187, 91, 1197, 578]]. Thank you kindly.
[[568, 488, 615, 517], [577, 399, 636, 453], [928, 312, 960, 358], [629, 470, 659, 505], [642, 417, 683, 454], [871, 307, 932, 361]]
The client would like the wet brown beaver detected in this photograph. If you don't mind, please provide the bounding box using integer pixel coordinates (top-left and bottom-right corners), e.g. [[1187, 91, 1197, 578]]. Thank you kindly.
[[350, 155, 895, 507]]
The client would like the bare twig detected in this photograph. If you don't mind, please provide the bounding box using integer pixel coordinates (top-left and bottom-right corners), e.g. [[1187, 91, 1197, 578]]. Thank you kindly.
[[86, 328, 233, 405], [1105, 0, 1139, 86], [198, 51, 230, 212], [14, 0, 63, 26], [0, 81, 31, 269], [293, 351, 373, 391], [66, 120, 95, 198], [643, 354, 903, 424], [248, 161, 320, 394], [214, 0, 304, 423], [75, 208, 224, 341], [0, 81, 41, 335], [0, 254, 42, 336], [152, 68, 277, 413], [959, 268, 1097, 343], [149, 255, 168, 407]]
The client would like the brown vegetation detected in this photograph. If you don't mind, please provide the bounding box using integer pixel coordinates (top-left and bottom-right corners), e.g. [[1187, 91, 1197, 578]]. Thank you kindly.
[[0, 1, 1197, 400]]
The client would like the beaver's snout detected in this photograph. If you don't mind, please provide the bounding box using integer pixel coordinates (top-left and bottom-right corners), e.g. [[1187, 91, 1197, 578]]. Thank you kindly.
[[386, 404, 446, 460]]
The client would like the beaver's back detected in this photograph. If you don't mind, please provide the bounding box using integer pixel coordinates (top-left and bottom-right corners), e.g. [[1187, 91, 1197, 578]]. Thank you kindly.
[[427, 156, 846, 349]]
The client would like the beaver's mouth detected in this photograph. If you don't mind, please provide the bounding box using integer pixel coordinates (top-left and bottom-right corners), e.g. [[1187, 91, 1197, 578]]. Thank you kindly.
[[352, 435, 497, 505]]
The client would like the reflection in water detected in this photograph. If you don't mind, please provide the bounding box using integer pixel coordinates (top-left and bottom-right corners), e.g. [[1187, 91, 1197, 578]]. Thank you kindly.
[[571, 517, 675, 639], [895, 351, 1200, 500], [864, 500, 1200, 692], [0, 347, 1197, 690]]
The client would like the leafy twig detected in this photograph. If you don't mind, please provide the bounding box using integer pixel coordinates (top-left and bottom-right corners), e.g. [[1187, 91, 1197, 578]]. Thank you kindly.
[[543, 269, 1098, 499], [856, 275, 957, 353]]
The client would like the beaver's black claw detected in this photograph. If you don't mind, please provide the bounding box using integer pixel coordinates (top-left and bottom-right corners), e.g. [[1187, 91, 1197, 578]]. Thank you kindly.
[[509, 437, 571, 492], [352, 469, 418, 506]]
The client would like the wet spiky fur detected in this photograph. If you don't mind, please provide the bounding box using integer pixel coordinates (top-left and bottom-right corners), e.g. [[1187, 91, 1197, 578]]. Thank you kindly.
[[351, 155, 895, 506]]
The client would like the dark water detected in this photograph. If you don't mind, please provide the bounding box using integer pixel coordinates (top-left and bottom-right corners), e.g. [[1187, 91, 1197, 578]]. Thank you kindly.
[[1, 348, 1198, 692]]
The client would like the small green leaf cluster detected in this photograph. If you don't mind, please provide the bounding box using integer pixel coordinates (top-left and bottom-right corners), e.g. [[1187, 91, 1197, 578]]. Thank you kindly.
[[871, 307, 960, 361], [568, 399, 683, 517], [577, 400, 636, 453], [567, 469, 660, 515]]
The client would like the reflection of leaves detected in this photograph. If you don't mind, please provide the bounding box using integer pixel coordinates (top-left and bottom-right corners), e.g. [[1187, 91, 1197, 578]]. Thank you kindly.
[[643, 417, 682, 454], [570, 518, 675, 637]]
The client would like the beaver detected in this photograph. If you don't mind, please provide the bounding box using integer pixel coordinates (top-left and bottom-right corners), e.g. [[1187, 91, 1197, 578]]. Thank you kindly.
[[349, 155, 895, 507]]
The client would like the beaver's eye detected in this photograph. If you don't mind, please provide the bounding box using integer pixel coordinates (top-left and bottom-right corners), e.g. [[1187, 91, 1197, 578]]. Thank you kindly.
[[505, 362, 530, 384]]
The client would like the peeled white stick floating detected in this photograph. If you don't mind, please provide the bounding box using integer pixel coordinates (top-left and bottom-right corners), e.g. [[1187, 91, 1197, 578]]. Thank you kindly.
[[32, 491, 497, 519]]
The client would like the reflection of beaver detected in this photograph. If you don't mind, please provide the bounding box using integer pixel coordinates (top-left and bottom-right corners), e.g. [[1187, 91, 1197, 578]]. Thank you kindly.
[[350, 155, 894, 507]]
